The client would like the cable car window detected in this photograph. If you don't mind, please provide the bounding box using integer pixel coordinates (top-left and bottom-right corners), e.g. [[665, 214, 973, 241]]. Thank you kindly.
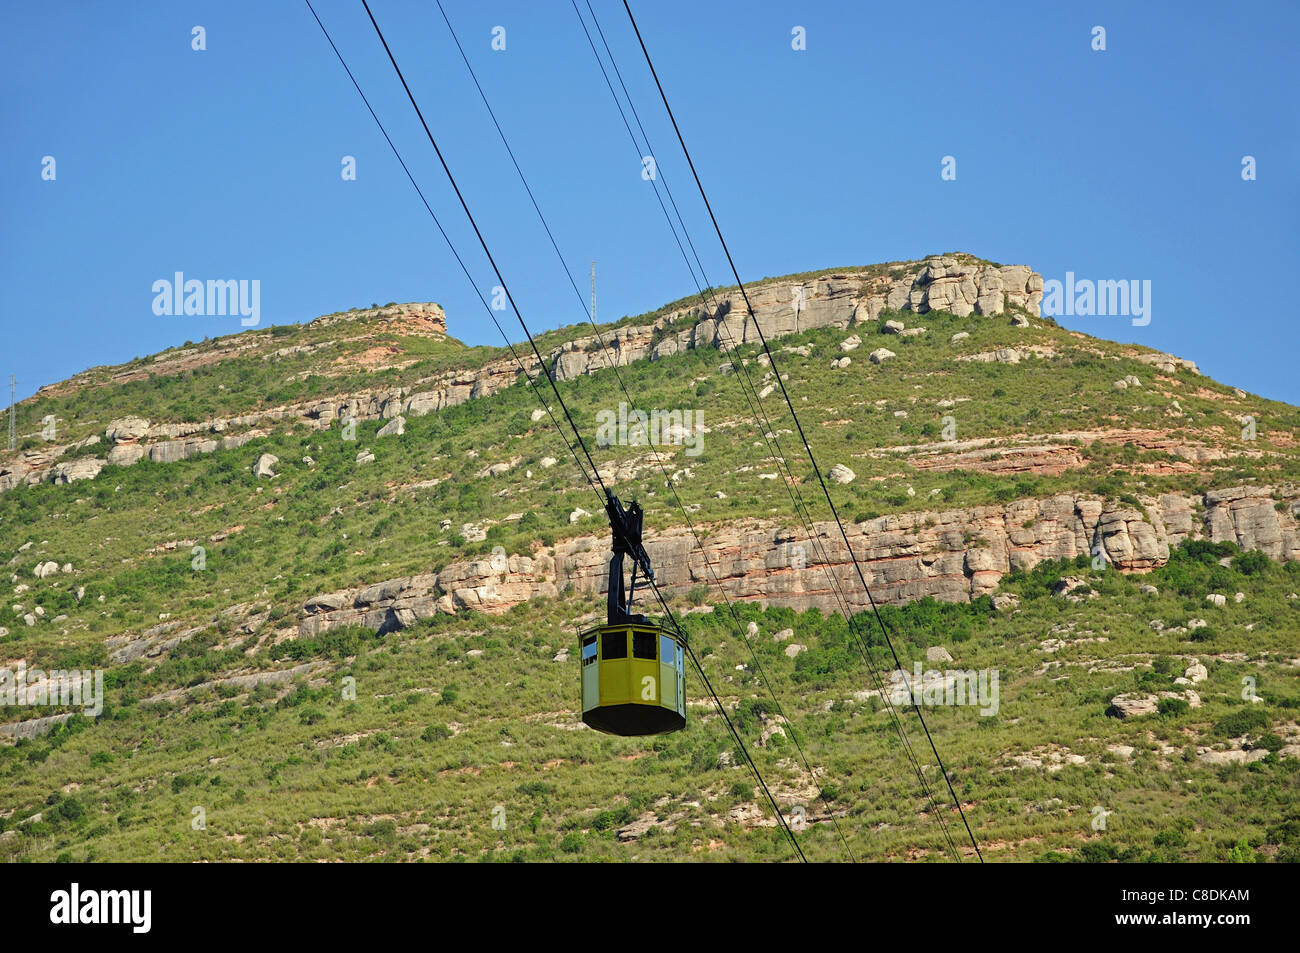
[[582, 636, 598, 666], [660, 634, 675, 664], [602, 630, 627, 660], [633, 631, 657, 659]]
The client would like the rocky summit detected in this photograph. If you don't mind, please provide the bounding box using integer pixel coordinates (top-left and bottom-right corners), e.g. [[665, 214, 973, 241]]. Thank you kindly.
[[2, 254, 1298, 863]]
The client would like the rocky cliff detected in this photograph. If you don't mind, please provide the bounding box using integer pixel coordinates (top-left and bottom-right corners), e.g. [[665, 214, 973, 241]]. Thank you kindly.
[[295, 484, 1300, 638], [0, 256, 1039, 493]]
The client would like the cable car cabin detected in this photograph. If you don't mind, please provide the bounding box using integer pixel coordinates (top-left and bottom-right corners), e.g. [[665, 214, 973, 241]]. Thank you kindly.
[[579, 492, 688, 736], [580, 622, 685, 735]]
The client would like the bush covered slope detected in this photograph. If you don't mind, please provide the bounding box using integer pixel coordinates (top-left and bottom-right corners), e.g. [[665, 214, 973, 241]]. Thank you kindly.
[[1, 264, 1298, 862]]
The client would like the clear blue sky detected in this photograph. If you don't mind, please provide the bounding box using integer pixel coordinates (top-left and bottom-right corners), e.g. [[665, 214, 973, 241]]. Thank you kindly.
[[3, 1, 1297, 404]]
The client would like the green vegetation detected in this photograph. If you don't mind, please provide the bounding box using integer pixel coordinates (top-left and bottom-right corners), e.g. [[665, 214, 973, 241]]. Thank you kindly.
[[1, 267, 1298, 862]]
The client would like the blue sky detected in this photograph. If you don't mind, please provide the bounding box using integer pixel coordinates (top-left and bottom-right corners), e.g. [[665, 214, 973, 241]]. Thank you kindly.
[[3, 0, 1297, 404]]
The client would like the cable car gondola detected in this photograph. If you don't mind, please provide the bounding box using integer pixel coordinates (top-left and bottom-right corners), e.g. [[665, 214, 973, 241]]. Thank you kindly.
[[580, 492, 686, 736]]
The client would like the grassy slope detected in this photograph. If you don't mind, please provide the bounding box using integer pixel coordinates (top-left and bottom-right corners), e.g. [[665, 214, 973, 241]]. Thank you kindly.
[[1, 281, 1299, 862], [3, 546, 1298, 862]]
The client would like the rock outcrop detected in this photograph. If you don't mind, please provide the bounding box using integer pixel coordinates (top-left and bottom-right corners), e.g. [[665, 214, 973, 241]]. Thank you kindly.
[[296, 484, 1300, 634]]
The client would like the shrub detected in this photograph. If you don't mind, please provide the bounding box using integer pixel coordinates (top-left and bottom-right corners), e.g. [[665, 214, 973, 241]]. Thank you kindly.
[[1214, 708, 1269, 737], [591, 807, 632, 831], [1226, 838, 1257, 863], [1158, 697, 1189, 717], [422, 724, 451, 742], [1256, 732, 1285, 753], [1153, 829, 1188, 849], [365, 819, 398, 845], [559, 832, 584, 853], [1234, 551, 1270, 576]]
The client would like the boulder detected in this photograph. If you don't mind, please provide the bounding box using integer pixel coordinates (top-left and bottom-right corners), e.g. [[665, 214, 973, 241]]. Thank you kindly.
[[828, 464, 855, 485], [376, 416, 405, 437], [1108, 693, 1159, 719], [883, 320, 905, 334], [355, 449, 375, 464], [926, 645, 954, 663], [869, 348, 896, 364], [839, 334, 862, 352], [33, 561, 59, 579], [253, 454, 279, 479], [52, 458, 105, 484]]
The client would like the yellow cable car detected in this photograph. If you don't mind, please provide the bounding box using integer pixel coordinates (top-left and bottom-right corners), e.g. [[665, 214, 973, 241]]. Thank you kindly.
[[580, 493, 686, 736]]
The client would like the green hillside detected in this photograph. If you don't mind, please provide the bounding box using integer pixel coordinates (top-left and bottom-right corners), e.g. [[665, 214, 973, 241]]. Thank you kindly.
[[2, 268, 1298, 862]]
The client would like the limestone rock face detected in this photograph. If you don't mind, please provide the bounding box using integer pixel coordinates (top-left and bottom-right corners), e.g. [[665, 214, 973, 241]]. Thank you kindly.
[[1203, 485, 1292, 558], [1135, 351, 1200, 376], [288, 484, 1299, 631], [106, 417, 151, 443], [552, 349, 590, 382], [52, 457, 104, 484], [1109, 693, 1159, 719], [150, 438, 217, 464], [108, 444, 147, 467], [0, 712, 74, 741], [298, 554, 558, 637]]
